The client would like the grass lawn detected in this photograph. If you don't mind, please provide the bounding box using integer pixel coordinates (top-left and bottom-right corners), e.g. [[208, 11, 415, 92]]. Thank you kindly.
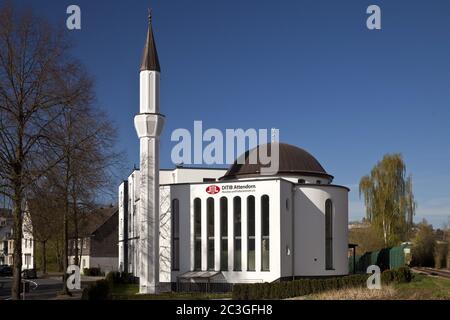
[[296, 274, 450, 300], [393, 274, 450, 299], [111, 284, 232, 300], [110, 274, 450, 300]]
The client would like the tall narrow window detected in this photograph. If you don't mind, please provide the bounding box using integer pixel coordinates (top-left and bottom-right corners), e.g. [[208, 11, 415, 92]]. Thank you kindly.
[[207, 197, 215, 270], [233, 197, 242, 271], [220, 197, 228, 271], [171, 199, 180, 271], [261, 195, 270, 271], [194, 198, 202, 270], [325, 199, 333, 270], [247, 196, 256, 271]]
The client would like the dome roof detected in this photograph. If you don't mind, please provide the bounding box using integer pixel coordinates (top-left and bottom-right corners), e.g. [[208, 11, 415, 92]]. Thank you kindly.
[[220, 143, 333, 181]]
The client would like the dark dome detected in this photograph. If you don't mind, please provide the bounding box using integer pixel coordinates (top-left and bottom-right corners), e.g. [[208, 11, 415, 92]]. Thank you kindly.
[[220, 143, 333, 181]]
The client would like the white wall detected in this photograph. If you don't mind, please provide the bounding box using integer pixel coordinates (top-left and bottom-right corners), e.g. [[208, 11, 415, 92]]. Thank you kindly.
[[90, 257, 118, 274], [22, 209, 34, 270], [188, 179, 282, 283], [292, 185, 349, 276], [118, 182, 125, 271]]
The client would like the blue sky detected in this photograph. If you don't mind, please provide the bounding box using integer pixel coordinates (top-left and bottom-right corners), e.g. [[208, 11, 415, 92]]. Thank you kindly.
[[12, 0, 450, 227]]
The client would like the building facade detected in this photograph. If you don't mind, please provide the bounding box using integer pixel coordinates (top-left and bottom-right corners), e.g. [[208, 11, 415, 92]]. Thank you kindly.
[[118, 16, 349, 292], [69, 206, 119, 274], [0, 208, 34, 270]]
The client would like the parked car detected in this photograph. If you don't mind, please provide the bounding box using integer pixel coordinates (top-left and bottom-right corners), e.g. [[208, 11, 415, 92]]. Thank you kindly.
[[0, 265, 13, 277], [22, 268, 37, 279]]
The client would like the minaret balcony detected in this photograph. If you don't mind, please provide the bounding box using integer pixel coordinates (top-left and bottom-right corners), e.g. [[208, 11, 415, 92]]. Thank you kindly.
[[134, 113, 165, 138]]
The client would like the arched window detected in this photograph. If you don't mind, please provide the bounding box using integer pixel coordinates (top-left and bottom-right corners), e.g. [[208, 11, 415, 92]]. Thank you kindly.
[[247, 196, 256, 271], [261, 195, 270, 271], [233, 197, 242, 271], [194, 198, 202, 270], [171, 199, 180, 271], [220, 197, 228, 271], [207, 197, 215, 270], [325, 199, 333, 270]]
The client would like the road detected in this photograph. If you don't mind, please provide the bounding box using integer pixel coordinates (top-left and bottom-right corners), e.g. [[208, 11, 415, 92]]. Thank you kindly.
[[0, 275, 99, 300]]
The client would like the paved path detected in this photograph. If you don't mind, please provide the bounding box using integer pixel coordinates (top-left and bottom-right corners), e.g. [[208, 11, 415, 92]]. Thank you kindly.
[[0, 274, 101, 300]]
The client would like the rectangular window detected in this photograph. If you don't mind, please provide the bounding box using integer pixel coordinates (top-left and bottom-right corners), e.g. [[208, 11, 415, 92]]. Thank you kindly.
[[172, 199, 180, 271], [207, 198, 215, 270], [261, 195, 270, 271], [220, 197, 228, 271], [247, 196, 255, 271], [233, 197, 242, 271], [194, 198, 202, 271], [325, 199, 333, 270]]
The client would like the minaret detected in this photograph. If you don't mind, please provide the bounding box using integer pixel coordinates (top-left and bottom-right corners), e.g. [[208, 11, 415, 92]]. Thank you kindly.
[[134, 11, 164, 294]]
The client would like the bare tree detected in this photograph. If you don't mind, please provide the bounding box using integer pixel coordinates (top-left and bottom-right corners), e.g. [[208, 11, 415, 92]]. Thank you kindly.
[[0, 3, 93, 299], [27, 186, 62, 274], [41, 96, 121, 294]]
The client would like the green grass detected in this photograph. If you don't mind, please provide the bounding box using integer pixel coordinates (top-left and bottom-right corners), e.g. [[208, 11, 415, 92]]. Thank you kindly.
[[111, 284, 232, 300], [110, 274, 450, 300], [393, 274, 450, 299]]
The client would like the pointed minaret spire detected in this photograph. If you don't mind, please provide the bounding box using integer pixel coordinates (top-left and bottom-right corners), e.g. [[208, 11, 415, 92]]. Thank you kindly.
[[135, 10, 165, 295], [140, 8, 161, 72]]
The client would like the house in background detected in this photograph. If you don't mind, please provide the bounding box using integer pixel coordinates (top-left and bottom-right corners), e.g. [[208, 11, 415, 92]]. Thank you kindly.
[[0, 208, 34, 270], [69, 206, 119, 274], [0, 208, 13, 265]]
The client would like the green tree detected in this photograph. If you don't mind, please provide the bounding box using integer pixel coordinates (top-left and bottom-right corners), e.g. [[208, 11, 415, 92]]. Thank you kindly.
[[359, 154, 416, 247], [411, 219, 435, 267]]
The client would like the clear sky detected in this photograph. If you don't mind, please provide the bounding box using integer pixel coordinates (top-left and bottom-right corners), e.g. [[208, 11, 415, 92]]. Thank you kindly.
[[12, 0, 450, 227]]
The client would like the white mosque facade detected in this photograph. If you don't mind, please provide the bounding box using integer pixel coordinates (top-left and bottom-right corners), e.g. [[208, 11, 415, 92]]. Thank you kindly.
[[118, 18, 349, 292]]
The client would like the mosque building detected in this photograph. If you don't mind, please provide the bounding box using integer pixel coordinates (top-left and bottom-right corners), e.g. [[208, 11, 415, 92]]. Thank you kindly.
[[118, 16, 349, 293]]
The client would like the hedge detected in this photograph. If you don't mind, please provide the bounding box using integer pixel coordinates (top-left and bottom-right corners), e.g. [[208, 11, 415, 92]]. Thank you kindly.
[[232, 267, 413, 300], [233, 274, 369, 300], [81, 279, 111, 300], [105, 271, 135, 285], [381, 267, 412, 285], [83, 267, 104, 276]]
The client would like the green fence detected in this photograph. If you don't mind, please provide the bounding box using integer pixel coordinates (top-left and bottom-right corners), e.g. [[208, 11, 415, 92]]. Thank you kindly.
[[349, 244, 409, 274]]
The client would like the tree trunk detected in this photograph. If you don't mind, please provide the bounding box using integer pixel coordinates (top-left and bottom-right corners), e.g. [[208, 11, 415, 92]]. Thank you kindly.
[[11, 184, 23, 300], [62, 196, 70, 295], [73, 195, 79, 266], [42, 241, 47, 274]]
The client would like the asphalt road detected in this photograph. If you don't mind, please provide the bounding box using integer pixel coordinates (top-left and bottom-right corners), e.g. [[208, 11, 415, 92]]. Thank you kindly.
[[0, 275, 97, 300]]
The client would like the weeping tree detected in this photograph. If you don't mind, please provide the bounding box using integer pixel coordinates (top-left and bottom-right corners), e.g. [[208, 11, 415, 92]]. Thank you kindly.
[[359, 154, 416, 247]]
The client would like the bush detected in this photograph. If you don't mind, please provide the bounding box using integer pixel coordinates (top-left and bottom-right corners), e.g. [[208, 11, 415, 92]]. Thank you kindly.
[[380, 267, 412, 285], [394, 267, 412, 283], [105, 271, 134, 286], [381, 269, 395, 284], [81, 279, 111, 300], [232, 268, 414, 300], [83, 267, 102, 277], [232, 274, 369, 300]]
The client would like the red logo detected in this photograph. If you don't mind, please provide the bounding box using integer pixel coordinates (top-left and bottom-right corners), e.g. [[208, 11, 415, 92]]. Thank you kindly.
[[206, 185, 221, 195]]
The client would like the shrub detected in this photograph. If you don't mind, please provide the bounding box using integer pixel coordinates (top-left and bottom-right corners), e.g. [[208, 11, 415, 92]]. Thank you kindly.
[[232, 274, 369, 300], [394, 267, 412, 283], [81, 279, 111, 300], [381, 269, 395, 284], [83, 267, 102, 277], [105, 271, 134, 286], [381, 267, 412, 285]]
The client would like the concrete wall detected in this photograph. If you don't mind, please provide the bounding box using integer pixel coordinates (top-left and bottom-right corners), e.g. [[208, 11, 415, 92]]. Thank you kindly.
[[188, 179, 282, 283], [292, 185, 349, 276]]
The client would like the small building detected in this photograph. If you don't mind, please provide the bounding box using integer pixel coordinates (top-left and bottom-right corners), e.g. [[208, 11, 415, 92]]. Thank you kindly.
[[69, 206, 119, 274], [0, 208, 13, 265], [0, 208, 34, 270]]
